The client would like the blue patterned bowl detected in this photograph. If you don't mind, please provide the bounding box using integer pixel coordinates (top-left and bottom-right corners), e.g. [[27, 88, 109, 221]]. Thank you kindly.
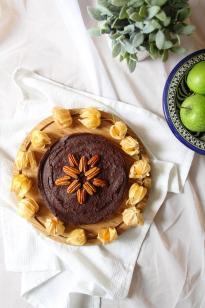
[[163, 49, 205, 155]]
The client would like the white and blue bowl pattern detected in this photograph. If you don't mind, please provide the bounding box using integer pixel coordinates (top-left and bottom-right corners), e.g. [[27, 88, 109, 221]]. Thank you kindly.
[[163, 49, 205, 155]]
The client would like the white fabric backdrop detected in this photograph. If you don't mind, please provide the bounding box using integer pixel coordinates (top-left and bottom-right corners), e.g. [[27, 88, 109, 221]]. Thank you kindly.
[[0, 0, 204, 307]]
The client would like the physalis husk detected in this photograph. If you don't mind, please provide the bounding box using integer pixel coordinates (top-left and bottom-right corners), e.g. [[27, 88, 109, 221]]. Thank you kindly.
[[45, 217, 65, 236], [79, 108, 101, 129], [128, 183, 147, 205], [120, 136, 139, 156], [52, 107, 72, 128], [11, 174, 32, 198], [31, 130, 51, 150], [17, 198, 39, 220], [15, 149, 37, 170], [122, 207, 144, 226], [109, 121, 127, 140], [97, 227, 117, 244], [66, 228, 87, 245], [129, 160, 151, 179]]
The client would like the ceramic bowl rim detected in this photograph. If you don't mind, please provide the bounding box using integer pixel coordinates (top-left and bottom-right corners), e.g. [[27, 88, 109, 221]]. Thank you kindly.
[[163, 49, 205, 155]]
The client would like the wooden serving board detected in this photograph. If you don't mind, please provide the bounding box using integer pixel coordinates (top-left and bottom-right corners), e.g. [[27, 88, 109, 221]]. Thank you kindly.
[[13, 109, 151, 245]]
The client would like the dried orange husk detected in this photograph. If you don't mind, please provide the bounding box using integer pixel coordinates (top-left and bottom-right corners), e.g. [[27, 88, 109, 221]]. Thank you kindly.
[[52, 107, 72, 128], [97, 227, 117, 244], [15, 150, 29, 170], [122, 207, 144, 226], [66, 228, 87, 245], [129, 160, 151, 179], [11, 174, 32, 198], [15, 150, 37, 170], [17, 198, 39, 220], [31, 130, 51, 150], [109, 121, 127, 140], [27, 150, 37, 169], [80, 108, 101, 119], [79, 108, 101, 129], [45, 217, 65, 236], [79, 116, 101, 129], [120, 136, 139, 156], [128, 183, 147, 206]]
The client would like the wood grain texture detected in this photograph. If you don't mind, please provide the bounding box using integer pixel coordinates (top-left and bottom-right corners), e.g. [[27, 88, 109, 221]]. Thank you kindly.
[[12, 109, 151, 245]]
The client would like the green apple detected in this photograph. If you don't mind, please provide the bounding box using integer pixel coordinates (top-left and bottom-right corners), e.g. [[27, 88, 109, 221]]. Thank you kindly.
[[180, 94, 205, 132], [187, 61, 205, 95]]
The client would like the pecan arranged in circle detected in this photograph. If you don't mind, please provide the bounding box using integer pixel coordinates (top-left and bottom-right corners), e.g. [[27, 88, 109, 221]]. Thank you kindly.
[[55, 153, 107, 204]]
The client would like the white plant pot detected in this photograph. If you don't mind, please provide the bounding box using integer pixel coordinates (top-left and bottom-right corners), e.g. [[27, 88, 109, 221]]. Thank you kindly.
[[135, 50, 149, 61]]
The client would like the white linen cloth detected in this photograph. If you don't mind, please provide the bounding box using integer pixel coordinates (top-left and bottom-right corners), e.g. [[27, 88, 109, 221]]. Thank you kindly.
[[0, 67, 194, 307], [0, 0, 204, 307]]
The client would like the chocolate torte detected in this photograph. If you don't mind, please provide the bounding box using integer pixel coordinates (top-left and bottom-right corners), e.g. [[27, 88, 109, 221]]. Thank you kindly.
[[38, 133, 128, 225]]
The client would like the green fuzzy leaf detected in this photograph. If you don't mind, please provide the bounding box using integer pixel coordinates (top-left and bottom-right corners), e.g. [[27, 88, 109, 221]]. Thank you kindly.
[[100, 25, 111, 34], [163, 40, 173, 49], [111, 18, 127, 28], [132, 32, 144, 47], [128, 0, 144, 7], [155, 10, 166, 21], [88, 27, 101, 36], [180, 24, 196, 35], [151, 0, 167, 6], [139, 6, 147, 17], [149, 32, 156, 42], [155, 30, 165, 49], [135, 21, 144, 30], [138, 45, 146, 51], [122, 24, 135, 34], [130, 12, 144, 21], [127, 57, 137, 73], [97, 0, 119, 14], [126, 7, 134, 16], [120, 39, 136, 54], [112, 42, 121, 57], [111, 0, 127, 7], [171, 46, 186, 54], [149, 43, 159, 59], [143, 19, 161, 33], [177, 7, 191, 21], [143, 21, 156, 33], [162, 49, 168, 62], [111, 32, 122, 40], [147, 6, 160, 19], [119, 6, 128, 19], [87, 7, 106, 21], [97, 4, 113, 16], [162, 16, 171, 27]]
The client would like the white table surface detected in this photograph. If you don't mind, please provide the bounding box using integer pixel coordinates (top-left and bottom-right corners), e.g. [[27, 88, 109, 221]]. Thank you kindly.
[[0, 0, 205, 307]]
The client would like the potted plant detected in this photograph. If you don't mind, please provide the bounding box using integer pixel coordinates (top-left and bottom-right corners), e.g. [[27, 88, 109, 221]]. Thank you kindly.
[[87, 0, 195, 72]]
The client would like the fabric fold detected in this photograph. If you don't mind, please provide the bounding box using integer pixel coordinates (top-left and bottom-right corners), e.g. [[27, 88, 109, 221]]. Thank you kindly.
[[0, 68, 194, 302]]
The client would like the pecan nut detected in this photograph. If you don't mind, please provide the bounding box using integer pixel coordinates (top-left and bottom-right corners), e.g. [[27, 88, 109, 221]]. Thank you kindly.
[[92, 178, 107, 187], [77, 188, 87, 204], [63, 166, 80, 179], [88, 155, 100, 167], [67, 180, 81, 194], [55, 175, 71, 186], [68, 154, 78, 167], [83, 181, 96, 195], [79, 156, 87, 173], [84, 167, 100, 180]]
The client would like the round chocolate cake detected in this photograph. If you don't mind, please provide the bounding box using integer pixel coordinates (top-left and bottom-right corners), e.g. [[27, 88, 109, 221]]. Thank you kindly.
[[38, 133, 128, 225]]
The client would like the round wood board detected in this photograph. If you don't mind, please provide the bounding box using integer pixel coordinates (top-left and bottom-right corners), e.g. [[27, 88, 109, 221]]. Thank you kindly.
[[12, 109, 151, 245]]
